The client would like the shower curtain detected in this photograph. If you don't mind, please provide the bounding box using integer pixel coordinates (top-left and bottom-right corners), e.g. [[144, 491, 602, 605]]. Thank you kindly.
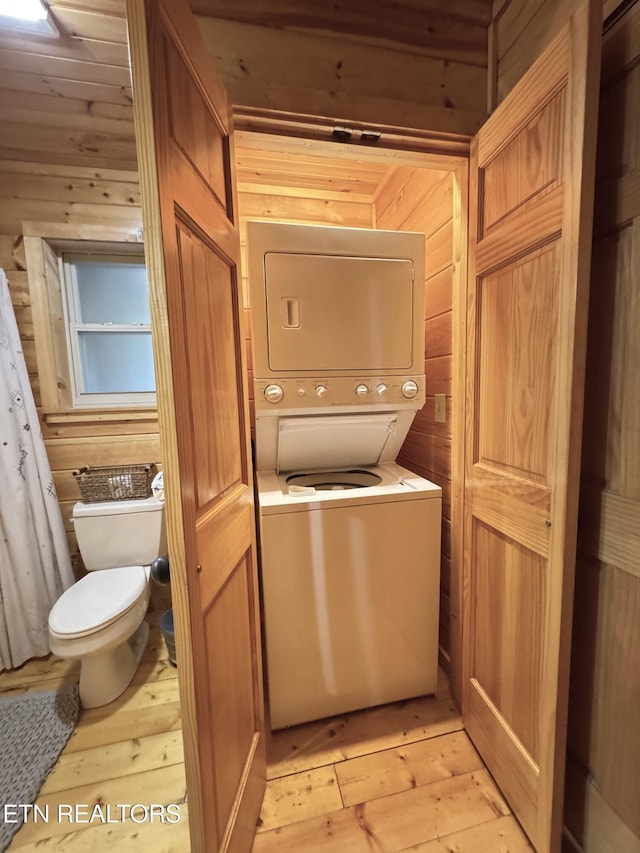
[[0, 268, 75, 670]]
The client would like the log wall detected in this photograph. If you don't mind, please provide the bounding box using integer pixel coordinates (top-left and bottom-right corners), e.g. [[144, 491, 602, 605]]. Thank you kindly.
[[0, 165, 160, 556], [566, 4, 640, 851], [196, 1, 490, 136], [374, 168, 455, 666]]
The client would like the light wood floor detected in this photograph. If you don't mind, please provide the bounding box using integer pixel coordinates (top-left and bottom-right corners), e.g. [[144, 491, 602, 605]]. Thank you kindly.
[[2, 599, 532, 852], [4, 589, 190, 852], [254, 673, 532, 852]]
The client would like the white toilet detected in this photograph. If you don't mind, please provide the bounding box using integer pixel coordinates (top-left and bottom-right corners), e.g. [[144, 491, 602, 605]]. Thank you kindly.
[[48, 496, 166, 709]]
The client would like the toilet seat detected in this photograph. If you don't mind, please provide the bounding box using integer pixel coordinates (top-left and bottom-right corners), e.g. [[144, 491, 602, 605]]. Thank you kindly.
[[49, 566, 148, 639]]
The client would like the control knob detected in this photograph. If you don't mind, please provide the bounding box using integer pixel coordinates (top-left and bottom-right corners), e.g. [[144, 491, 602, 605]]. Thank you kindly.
[[376, 383, 388, 395], [315, 384, 328, 398], [355, 383, 370, 397], [401, 380, 419, 399], [264, 384, 284, 404]]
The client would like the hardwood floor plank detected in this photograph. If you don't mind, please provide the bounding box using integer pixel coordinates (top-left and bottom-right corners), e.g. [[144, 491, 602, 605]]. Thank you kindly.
[[252, 804, 378, 853], [252, 769, 509, 852], [0, 656, 79, 690], [337, 769, 510, 850], [131, 658, 178, 685], [403, 814, 533, 850], [66, 700, 182, 753], [267, 695, 462, 780], [0, 674, 79, 697], [326, 696, 463, 761], [266, 722, 346, 781], [75, 674, 180, 720], [257, 766, 343, 833], [335, 730, 483, 807], [40, 731, 184, 795]]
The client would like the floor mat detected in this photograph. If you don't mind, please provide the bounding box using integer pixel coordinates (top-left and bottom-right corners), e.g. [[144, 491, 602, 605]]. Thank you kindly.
[[0, 682, 79, 851]]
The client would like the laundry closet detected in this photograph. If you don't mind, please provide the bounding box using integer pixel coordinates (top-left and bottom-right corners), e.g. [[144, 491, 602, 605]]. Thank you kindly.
[[234, 141, 459, 689]]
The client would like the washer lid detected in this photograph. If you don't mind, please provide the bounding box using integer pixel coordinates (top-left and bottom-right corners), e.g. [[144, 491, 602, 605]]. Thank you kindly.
[[277, 414, 398, 472], [49, 566, 147, 636]]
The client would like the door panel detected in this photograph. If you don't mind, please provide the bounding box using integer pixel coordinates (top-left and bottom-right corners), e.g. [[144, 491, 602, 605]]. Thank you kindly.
[[126, 2, 265, 851], [482, 91, 565, 232], [474, 520, 544, 761], [477, 245, 558, 480], [165, 39, 230, 210], [463, 2, 601, 851], [206, 559, 260, 832], [177, 223, 244, 505]]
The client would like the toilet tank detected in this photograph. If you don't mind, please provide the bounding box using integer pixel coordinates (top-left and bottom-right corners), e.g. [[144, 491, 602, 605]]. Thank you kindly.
[[72, 496, 166, 571]]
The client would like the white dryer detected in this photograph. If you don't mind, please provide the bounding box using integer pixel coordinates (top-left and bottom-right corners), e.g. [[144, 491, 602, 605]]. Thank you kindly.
[[248, 221, 442, 730]]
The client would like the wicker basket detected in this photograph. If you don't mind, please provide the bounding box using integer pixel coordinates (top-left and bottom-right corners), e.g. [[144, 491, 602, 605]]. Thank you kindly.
[[73, 463, 157, 503]]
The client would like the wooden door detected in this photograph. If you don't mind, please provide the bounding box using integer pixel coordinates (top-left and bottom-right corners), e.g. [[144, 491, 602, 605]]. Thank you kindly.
[[126, 2, 265, 851], [462, 2, 601, 851]]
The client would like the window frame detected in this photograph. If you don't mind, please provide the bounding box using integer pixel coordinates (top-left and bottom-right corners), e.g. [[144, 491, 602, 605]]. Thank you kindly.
[[23, 229, 158, 425], [60, 250, 157, 409]]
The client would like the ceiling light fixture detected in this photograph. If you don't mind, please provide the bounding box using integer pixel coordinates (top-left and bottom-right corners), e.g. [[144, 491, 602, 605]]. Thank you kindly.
[[0, 0, 58, 36]]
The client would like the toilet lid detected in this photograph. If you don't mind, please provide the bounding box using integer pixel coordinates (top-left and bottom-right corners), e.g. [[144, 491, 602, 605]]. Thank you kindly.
[[49, 566, 148, 637]]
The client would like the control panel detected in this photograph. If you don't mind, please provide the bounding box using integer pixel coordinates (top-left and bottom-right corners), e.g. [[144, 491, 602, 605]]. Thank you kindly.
[[255, 376, 426, 411]]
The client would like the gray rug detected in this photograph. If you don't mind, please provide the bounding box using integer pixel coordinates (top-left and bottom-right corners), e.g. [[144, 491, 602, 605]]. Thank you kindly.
[[0, 682, 79, 851]]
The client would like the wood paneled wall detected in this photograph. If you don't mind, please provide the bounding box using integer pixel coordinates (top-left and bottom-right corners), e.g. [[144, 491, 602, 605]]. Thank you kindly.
[[489, 0, 626, 107], [489, 0, 581, 106], [564, 4, 640, 851], [0, 2, 162, 558], [0, 165, 160, 555], [195, 5, 489, 136], [374, 168, 455, 666]]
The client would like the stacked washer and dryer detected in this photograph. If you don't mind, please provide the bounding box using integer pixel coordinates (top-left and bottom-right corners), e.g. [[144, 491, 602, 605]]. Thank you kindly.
[[247, 221, 442, 730]]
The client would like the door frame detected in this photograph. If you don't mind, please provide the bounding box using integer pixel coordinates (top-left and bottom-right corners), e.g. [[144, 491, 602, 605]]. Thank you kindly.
[[233, 109, 470, 705]]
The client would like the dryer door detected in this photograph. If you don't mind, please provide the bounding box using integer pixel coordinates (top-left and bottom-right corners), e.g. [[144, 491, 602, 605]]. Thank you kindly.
[[264, 253, 414, 371]]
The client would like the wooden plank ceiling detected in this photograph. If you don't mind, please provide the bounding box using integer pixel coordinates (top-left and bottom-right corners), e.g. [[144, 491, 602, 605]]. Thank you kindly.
[[0, 0, 491, 182], [0, 0, 133, 169]]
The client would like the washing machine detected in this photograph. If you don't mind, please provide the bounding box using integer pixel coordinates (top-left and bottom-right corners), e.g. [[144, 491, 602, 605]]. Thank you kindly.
[[248, 221, 442, 730]]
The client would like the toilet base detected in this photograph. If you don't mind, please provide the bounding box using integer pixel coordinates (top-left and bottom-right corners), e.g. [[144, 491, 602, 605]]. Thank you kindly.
[[79, 621, 150, 709]]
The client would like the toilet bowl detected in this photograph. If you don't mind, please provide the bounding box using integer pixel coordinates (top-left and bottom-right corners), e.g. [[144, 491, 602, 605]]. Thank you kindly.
[[48, 496, 165, 709], [49, 566, 151, 708]]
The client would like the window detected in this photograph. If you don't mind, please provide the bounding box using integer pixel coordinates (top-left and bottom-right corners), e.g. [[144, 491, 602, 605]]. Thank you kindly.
[[61, 254, 156, 408], [0, 0, 59, 37]]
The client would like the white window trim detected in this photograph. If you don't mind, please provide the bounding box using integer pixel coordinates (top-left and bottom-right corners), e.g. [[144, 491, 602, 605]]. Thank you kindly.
[[60, 252, 157, 409]]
